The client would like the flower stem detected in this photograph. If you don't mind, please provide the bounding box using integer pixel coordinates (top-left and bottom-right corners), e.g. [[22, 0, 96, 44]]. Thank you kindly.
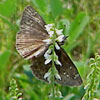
[[51, 59, 55, 99], [51, 32, 56, 100]]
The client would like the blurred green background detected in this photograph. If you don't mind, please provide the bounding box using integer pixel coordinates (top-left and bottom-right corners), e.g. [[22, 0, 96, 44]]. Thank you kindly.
[[0, 0, 100, 100]]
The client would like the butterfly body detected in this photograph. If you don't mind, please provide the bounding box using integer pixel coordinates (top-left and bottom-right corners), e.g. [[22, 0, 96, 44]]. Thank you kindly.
[[16, 5, 83, 86]]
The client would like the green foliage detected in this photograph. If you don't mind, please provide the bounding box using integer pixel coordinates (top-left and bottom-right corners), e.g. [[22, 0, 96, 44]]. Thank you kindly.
[[0, 0, 16, 17], [32, 0, 47, 12], [82, 54, 100, 100], [63, 12, 89, 52], [49, 0, 63, 18], [0, 15, 17, 31], [0, 51, 11, 70], [0, 0, 100, 100]]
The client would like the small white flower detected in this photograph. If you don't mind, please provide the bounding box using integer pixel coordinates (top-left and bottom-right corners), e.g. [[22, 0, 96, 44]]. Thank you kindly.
[[44, 49, 51, 58], [55, 43, 60, 50], [18, 93, 22, 96], [48, 31, 54, 37], [15, 88, 18, 91], [43, 39, 52, 44], [44, 72, 51, 79], [56, 29, 63, 35], [57, 91, 63, 98], [46, 49, 52, 54], [56, 35, 64, 42], [45, 58, 52, 65], [18, 98, 23, 100], [44, 49, 52, 60], [47, 24, 54, 27], [55, 73, 61, 80], [55, 60, 62, 66], [45, 24, 54, 32], [44, 53, 51, 59], [12, 96, 17, 99]]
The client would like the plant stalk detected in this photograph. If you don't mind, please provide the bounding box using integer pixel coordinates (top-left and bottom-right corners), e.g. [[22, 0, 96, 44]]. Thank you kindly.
[[51, 31, 56, 100]]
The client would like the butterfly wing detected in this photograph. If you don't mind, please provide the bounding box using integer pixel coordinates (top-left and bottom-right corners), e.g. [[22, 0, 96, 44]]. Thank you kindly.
[[16, 29, 48, 59], [31, 55, 50, 81], [20, 5, 46, 30], [31, 48, 82, 86], [16, 6, 49, 59], [55, 48, 83, 86]]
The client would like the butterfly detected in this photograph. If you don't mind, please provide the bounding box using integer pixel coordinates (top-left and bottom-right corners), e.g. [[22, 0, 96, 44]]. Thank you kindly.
[[16, 5, 83, 86]]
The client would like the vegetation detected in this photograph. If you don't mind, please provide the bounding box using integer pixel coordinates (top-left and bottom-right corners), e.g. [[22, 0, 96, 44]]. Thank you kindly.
[[0, 0, 100, 100]]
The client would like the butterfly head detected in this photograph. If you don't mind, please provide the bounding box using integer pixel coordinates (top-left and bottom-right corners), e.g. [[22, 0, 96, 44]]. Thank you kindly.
[[58, 36, 68, 46]]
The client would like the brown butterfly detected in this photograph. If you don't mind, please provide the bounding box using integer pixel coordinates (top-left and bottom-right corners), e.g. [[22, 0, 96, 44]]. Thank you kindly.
[[16, 5, 83, 86]]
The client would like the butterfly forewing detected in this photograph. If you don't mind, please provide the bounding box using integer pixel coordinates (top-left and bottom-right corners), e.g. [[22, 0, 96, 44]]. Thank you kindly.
[[20, 6, 46, 31], [16, 6, 49, 59]]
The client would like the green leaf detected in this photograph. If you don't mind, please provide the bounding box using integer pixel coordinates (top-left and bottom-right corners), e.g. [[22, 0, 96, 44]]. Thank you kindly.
[[57, 19, 70, 36], [0, 0, 17, 17], [64, 12, 89, 52], [0, 15, 17, 31], [29, 91, 40, 100], [63, 94, 74, 100], [0, 91, 3, 100], [49, 0, 63, 18], [86, 35, 94, 59], [86, 31, 100, 58], [31, 0, 47, 12], [0, 51, 11, 70]]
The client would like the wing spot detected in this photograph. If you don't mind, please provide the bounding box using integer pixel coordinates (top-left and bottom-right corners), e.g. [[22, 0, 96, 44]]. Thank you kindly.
[[74, 74, 79, 79], [70, 66, 72, 69], [66, 75, 69, 77], [64, 72, 66, 75]]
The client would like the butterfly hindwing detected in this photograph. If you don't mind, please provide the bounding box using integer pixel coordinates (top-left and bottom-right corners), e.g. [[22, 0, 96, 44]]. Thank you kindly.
[[55, 48, 82, 86], [31, 48, 82, 86]]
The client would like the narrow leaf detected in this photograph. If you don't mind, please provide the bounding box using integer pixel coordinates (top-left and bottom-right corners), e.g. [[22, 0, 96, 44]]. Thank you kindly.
[[49, 0, 63, 18]]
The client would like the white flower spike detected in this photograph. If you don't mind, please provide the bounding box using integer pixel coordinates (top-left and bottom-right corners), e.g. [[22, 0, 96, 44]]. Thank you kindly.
[[44, 24, 65, 67]]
